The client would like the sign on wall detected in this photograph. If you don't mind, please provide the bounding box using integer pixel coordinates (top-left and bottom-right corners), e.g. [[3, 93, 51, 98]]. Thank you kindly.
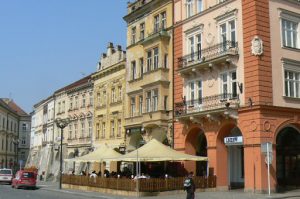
[[224, 136, 243, 146]]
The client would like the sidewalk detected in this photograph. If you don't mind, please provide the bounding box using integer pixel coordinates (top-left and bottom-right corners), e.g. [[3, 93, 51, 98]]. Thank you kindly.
[[37, 181, 300, 199]]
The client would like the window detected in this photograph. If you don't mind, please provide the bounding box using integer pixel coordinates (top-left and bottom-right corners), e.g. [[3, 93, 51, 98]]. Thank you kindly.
[[97, 93, 101, 106], [96, 123, 100, 139], [146, 91, 151, 112], [111, 88, 116, 103], [139, 58, 144, 78], [147, 51, 152, 72], [69, 98, 73, 110], [118, 86, 122, 101], [88, 120, 92, 138], [187, 80, 202, 106], [161, 12, 166, 29], [74, 123, 78, 138], [130, 97, 136, 117], [164, 54, 168, 68], [220, 71, 237, 99], [152, 89, 158, 111], [187, 33, 201, 60], [197, 0, 203, 13], [219, 20, 236, 44], [103, 91, 107, 105], [81, 120, 85, 138], [58, 102, 61, 113], [21, 139, 26, 145], [131, 61, 136, 80], [140, 23, 145, 40], [164, 96, 168, 110], [68, 124, 72, 139], [22, 123, 27, 131], [153, 47, 159, 69], [154, 15, 160, 33], [285, 70, 300, 98], [186, 0, 193, 18], [110, 120, 115, 137], [139, 95, 143, 115], [89, 92, 93, 106], [282, 19, 298, 48], [101, 122, 106, 138], [131, 26, 136, 44], [82, 95, 86, 108], [117, 120, 121, 137], [75, 97, 78, 109]]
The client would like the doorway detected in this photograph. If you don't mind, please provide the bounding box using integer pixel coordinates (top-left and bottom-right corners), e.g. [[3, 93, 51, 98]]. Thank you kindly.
[[276, 127, 300, 188], [226, 127, 244, 189]]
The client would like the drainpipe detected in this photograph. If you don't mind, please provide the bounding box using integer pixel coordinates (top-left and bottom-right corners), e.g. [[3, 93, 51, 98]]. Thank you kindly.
[[171, 0, 175, 149]]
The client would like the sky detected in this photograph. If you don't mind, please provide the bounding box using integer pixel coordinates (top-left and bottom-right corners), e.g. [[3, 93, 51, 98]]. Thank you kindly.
[[0, 0, 128, 113]]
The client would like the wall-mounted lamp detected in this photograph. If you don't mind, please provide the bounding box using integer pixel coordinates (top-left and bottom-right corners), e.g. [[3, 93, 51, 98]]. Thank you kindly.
[[238, 82, 243, 94]]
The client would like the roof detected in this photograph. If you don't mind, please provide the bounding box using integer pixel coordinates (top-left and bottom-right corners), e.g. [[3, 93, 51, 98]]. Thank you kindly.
[[66, 146, 121, 163], [109, 139, 208, 162], [54, 73, 93, 94], [0, 98, 28, 116]]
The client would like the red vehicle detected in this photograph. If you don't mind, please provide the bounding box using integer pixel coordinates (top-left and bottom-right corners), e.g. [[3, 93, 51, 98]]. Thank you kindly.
[[11, 170, 37, 189]]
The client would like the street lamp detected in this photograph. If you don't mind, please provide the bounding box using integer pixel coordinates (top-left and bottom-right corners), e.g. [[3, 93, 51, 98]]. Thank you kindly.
[[55, 117, 70, 189]]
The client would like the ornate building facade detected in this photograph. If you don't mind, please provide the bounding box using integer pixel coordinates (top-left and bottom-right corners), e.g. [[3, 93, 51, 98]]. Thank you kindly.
[[124, 0, 173, 151], [173, 0, 300, 192], [92, 43, 126, 151]]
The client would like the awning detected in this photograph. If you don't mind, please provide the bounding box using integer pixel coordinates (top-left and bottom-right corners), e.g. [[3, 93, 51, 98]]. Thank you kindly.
[[108, 139, 208, 162], [65, 146, 121, 163]]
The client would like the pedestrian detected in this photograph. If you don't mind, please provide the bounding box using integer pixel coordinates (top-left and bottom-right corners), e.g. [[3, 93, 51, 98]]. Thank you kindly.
[[183, 172, 195, 199]]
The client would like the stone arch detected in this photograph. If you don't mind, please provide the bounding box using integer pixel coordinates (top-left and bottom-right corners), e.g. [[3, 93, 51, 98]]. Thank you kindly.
[[275, 124, 300, 188], [216, 122, 244, 188], [184, 124, 207, 176]]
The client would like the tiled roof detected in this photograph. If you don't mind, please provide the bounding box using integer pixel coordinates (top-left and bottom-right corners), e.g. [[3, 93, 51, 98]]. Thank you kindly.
[[54, 74, 93, 94], [1, 98, 29, 116]]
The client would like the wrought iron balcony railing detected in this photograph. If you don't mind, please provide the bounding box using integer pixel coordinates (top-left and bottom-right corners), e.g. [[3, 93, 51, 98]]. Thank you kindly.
[[175, 93, 239, 117], [178, 41, 238, 69]]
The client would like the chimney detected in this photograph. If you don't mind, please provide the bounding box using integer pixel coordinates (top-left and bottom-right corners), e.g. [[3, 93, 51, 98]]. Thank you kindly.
[[117, 45, 122, 51], [107, 42, 114, 56]]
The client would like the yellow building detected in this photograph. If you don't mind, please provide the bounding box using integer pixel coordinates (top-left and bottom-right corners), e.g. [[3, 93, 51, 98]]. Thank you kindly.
[[92, 43, 126, 151], [124, 0, 173, 151]]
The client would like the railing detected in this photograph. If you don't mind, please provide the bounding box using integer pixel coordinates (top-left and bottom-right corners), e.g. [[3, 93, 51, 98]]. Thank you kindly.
[[178, 41, 238, 68], [62, 175, 216, 192], [175, 93, 239, 117]]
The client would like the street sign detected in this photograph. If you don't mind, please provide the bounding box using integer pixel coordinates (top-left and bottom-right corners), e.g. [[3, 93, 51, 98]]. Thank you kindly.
[[224, 136, 243, 146]]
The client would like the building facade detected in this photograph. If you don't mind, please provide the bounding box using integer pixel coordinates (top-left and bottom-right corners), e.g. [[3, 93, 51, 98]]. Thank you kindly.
[[173, 0, 300, 192], [0, 98, 30, 172], [124, 0, 173, 151], [64, 75, 94, 174], [92, 43, 126, 150]]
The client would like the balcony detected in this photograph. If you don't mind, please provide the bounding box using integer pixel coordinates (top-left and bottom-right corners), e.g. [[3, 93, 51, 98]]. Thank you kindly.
[[125, 114, 143, 127], [175, 93, 239, 119], [178, 41, 238, 75], [140, 28, 170, 46], [142, 67, 170, 87]]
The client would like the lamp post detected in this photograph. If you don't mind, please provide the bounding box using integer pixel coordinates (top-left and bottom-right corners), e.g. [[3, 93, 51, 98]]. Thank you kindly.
[[55, 117, 70, 189]]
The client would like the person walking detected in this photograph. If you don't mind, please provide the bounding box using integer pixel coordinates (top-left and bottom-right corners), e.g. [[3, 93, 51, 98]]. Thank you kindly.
[[183, 172, 195, 199]]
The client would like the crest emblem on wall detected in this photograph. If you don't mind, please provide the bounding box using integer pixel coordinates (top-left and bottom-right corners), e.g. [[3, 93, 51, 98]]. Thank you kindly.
[[251, 36, 263, 56]]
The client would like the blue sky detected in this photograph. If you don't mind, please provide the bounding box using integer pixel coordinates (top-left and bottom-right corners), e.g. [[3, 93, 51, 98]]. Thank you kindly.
[[0, 0, 128, 113]]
